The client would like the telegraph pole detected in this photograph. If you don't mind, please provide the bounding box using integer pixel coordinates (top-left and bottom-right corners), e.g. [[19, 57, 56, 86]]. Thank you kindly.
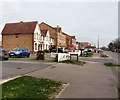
[[97, 35, 99, 53]]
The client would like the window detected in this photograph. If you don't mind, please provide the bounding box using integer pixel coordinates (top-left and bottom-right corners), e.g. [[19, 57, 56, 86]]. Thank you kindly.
[[15, 34, 19, 38], [35, 43, 37, 50]]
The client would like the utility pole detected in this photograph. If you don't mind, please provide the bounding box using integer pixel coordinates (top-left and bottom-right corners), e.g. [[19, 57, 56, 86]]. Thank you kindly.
[[97, 35, 99, 53]]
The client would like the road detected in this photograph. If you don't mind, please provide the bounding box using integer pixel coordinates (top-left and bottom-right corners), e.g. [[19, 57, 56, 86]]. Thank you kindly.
[[2, 61, 56, 79], [103, 51, 119, 64]]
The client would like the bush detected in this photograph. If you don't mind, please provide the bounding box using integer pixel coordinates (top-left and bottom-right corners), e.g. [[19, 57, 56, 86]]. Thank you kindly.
[[44, 49, 50, 53], [55, 54, 58, 62], [36, 51, 45, 60], [101, 54, 108, 58], [64, 51, 68, 53]]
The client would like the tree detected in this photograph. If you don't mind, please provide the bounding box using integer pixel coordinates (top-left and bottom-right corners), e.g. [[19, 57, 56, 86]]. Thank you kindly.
[[108, 38, 120, 52]]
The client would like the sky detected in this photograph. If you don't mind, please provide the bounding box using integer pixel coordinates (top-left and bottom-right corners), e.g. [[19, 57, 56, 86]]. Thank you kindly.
[[0, 0, 118, 47]]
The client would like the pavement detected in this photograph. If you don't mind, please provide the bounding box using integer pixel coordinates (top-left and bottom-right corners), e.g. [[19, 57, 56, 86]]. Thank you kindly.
[[1, 52, 119, 98], [28, 62, 118, 98]]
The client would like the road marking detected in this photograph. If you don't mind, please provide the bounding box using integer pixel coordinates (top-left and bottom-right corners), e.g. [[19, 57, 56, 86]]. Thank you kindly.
[[115, 86, 118, 92], [55, 83, 70, 99]]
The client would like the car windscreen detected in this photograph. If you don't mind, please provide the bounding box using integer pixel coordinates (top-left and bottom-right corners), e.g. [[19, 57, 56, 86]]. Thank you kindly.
[[12, 48, 22, 51]]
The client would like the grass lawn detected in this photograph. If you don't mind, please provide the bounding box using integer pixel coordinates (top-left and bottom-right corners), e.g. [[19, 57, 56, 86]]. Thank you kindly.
[[9, 57, 56, 63], [60, 60, 86, 66], [2, 76, 62, 100], [9, 57, 36, 61], [101, 54, 108, 58], [104, 63, 119, 67], [80, 53, 93, 57]]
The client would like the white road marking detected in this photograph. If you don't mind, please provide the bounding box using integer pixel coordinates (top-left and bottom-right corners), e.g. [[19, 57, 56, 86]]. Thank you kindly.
[[55, 83, 70, 99]]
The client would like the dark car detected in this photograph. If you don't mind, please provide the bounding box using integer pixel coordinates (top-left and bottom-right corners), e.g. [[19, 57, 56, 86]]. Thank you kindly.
[[0, 47, 9, 60], [9, 47, 30, 58], [58, 48, 64, 53]]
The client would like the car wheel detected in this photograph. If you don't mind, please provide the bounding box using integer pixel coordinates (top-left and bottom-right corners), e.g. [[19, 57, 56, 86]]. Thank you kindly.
[[19, 53, 22, 58], [27, 54, 30, 57], [4, 58, 8, 60]]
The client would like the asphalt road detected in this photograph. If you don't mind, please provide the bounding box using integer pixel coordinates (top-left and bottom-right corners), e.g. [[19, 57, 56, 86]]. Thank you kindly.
[[2, 61, 56, 79], [103, 51, 119, 64]]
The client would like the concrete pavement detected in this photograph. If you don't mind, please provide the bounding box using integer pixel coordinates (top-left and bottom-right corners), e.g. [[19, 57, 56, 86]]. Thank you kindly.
[[28, 62, 118, 98]]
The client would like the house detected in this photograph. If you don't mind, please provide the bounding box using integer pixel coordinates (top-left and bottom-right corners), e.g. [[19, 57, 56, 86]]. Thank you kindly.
[[40, 29, 53, 51], [2, 21, 41, 52], [71, 36, 76, 49], [79, 42, 91, 49], [39, 22, 66, 50]]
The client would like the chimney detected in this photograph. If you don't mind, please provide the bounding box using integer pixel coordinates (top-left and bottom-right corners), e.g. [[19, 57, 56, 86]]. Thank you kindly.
[[57, 25, 60, 28]]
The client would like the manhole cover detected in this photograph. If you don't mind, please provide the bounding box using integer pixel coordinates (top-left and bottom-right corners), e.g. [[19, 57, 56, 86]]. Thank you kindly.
[[17, 68, 21, 69]]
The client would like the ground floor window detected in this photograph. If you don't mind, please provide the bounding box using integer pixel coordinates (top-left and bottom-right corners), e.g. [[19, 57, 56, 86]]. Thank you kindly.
[[35, 43, 37, 50]]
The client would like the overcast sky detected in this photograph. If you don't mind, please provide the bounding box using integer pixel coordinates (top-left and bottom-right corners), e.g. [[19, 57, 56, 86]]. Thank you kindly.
[[0, 0, 118, 47]]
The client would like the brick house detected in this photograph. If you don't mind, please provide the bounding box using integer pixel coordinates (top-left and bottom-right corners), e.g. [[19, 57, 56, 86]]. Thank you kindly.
[[2, 21, 42, 52], [79, 42, 91, 49], [63, 32, 77, 49], [39, 22, 66, 49], [40, 29, 54, 51]]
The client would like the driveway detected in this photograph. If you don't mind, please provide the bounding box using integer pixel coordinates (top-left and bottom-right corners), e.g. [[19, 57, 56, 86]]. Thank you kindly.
[[2, 60, 56, 79], [28, 63, 118, 98]]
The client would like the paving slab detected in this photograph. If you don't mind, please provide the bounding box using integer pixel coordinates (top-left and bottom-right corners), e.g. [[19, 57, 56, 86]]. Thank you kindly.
[[28, 62, 118, 98]]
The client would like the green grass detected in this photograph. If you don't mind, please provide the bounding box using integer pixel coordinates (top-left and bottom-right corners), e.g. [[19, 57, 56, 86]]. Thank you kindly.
[[104, 63, 120, 67], [9, 57, 36, 61], [60, 60, 86, 66], [2, 76, 62, 100], [117, 87, 120, 99], [101, 54, 108, 58], [80, 52, 93, 57], [9, 57, 56, 62]]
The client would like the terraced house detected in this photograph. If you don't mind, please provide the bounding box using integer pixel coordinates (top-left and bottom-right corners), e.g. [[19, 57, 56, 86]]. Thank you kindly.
[[40, 22, 76, 50], [2, 21, 77, 53], [2, 21, 54, 53]]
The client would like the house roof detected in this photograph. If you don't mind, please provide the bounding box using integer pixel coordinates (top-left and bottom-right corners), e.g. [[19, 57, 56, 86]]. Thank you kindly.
[[2, 21, 38, 35], [41, 30, 48, 36], [79, 42, 90, 44], [71, 36, 76, 40], [40, 22, 62, 38], [85, 45, 96, 49], [53, 27, 61, 33]]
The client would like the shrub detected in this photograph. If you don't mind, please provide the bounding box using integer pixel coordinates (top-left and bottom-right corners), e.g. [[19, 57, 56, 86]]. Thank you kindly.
[[64, 51, 68, 53], [55, 54, 58, 62], [101, 54, 108, 58], [44, 49, 50, 53], [36, 50, 45, 60]]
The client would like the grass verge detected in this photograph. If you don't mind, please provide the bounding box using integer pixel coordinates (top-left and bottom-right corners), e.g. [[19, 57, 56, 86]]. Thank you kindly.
[[101, 54, 108, 58], [9, 57, 56, 62], [117, 87, 120, 99], [2, 76, 62, 100], [60, 60, 86, 66], [104, 63, 119, 67], [80, 53, 93, 57]]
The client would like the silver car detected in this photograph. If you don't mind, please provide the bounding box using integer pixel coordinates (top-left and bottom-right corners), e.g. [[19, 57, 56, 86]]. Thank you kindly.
[[0, 47, 9, 61]]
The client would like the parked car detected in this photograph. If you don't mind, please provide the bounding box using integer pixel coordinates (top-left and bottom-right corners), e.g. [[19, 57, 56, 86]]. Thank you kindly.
[[9, 47, 30, 58], [0, 47, 9, 60], [67, 48, 75, 52], [58, 48, 64, 53]]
